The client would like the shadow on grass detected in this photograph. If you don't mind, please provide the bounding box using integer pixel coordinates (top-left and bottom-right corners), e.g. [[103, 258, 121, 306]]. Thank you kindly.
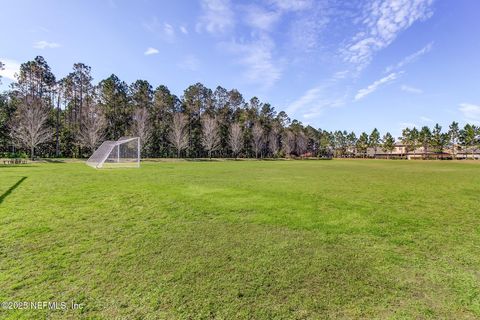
[[41, 159, 67, 163], [0, 177, 27, 204], [0, 165, 38, 168]]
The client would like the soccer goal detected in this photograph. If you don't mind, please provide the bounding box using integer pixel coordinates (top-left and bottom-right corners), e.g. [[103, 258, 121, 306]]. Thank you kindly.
[[86, 137, 140, 169]]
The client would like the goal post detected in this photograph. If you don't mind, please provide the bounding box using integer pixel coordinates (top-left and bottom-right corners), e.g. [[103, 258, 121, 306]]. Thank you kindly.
[[86, 137, 140, 169]]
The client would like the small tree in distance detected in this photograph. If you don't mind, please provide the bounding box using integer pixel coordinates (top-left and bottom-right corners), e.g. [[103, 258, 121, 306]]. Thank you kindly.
[[77, 101, 106, 152], [131, 107, 151, 156], [369, 128, 380, 158], [268, 125, 280, 157], [169, 113, 189, 158], [10, 96, 52, 160], [251, 122, 264, 158], [448, 121, 459, 159], [201, 115, 220, 158], [382, 132, 395, 159], [229, 122, 243, 159]]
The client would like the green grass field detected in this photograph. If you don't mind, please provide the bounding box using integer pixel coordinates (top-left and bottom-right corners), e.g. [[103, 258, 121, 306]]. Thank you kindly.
[[1, 160, 479, 319]]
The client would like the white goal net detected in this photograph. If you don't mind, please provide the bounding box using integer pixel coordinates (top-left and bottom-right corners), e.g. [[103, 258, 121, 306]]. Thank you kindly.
[[86, 137, 140, 169]]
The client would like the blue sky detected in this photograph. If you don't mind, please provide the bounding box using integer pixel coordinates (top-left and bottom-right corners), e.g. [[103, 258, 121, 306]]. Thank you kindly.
[[1, 0, 480, 136]]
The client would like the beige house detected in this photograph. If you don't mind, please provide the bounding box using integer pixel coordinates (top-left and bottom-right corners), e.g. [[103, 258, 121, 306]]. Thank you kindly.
[[362, 144, 480, 159]]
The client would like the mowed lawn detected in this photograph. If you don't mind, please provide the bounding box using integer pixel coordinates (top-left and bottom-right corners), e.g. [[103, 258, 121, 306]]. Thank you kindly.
[[0, 160, 479, 319]]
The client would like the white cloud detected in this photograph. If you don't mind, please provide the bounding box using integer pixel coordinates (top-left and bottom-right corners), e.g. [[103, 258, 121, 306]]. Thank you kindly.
[[197, 0, 234, 34], [143, 17, 160, 32], [144, 47, 159, 55], [288, 5, 329, 52], [459, 103, 480, 122], [343, 0, 434, 70], [401, 84, 423, 94], [143, 18, 177, 41], [180, 26, 188, 34], [420, 116, 434, 122], [354, 72, 400, 101], [178, 55, 200, 71], [221, 35, 282, 88], [285, 73, 348, 118], [269, 0, 313, 11], [0, 58, 21, 81], [399, 122, 418, 129], [33, 40, 61, 49], [386, 42, 433, 72], [163, 23, 175, 38], [243, 5, 281, 31]]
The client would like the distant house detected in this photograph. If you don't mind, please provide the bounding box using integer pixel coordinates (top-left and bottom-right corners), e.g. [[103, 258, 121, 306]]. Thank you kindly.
[[456, 147, 480, 160], [361, 143, 480, 160]]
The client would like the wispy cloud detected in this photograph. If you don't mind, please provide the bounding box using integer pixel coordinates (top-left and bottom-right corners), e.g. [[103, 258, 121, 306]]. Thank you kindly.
[[221, 35, 282, 88], [180, 26, 188, 34], [0, 58, 20, 82], [459, 103, 480, 123], [143, 18, 177, 41], [178, 54, 200, 71], [354, 72, 400, 101], [399, 122, 418, 129], [163, 23, 175, 39], [343, 0, 434, 70], [386, 42, 433, 72], [288, 4, 329, 53], [196, 0, 234, 34], [285, 72, 348, 118], [33, 40, 61, 49], [401, 84, 423, 94], [144, 47, 159, 55], [420, 116, 434, 122], [243, 5, 281, 31], [269, 0, 313, 11]]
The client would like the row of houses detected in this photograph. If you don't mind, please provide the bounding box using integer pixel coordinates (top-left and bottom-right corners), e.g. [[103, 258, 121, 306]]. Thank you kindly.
[[363, 144, 480, 160]]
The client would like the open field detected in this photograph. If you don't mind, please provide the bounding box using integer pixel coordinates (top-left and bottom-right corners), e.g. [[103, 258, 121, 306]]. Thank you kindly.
[[1, 160, 479, 319]]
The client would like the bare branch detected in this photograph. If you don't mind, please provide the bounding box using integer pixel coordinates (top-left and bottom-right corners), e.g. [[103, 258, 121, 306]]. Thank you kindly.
[[131, 107, 151, 148], [77, 101, 106, 151], [201, 115, 220, 158], [252, 122, 264, 158], [169, 112, 189, 157], [9, 96, 52, 159], [229, 122, 243, 157]]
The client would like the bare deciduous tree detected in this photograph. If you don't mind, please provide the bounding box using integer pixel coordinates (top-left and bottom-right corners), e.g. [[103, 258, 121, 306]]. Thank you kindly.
[[169, 113, 189, 158], [296, 131, 308, 157], [201, 115, 220, 158], [131, 107, 151, 154], [229, 122, 243, 158], [77, 101, 106, 152], [10, 97, 52, 160], [268, 126, 280, 156], [252, 122, 264, 158], [282, 130, 295, 157]]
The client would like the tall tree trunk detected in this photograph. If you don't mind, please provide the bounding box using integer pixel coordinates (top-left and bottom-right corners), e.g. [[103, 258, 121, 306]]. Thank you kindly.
[[31, 146, 34, 161]]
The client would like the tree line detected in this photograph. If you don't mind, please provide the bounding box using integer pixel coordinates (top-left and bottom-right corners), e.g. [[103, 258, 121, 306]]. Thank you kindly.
[[0, 56, 479, 160]]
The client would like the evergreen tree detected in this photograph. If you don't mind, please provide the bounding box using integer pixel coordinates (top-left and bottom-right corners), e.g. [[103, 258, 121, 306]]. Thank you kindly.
[[356, 132, 369, 158], [448, 121, 460, 159], [431, 123, 447, 154], [419, 126, 432, 159], [382, 132, 395, 158], [369, 128, 380, 158]]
